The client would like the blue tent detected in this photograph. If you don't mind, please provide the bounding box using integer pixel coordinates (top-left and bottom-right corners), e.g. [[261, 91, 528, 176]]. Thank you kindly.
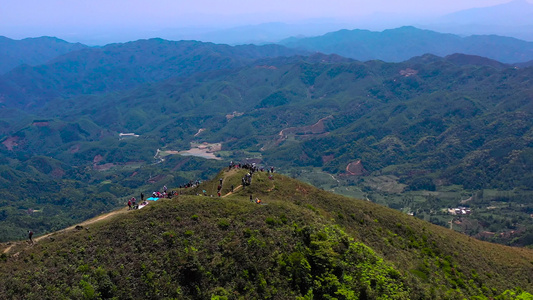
[[147, 197, 159, 201]]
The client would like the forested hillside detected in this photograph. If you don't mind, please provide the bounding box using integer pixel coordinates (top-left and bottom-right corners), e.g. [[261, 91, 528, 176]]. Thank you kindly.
[[20, 52, 530, 192], [0, 39, 305, 109]]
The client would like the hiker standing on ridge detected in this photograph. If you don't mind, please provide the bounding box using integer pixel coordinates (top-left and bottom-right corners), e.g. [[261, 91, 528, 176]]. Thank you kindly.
[[28, 230, 34, 244], [141, 192, 144, 202], [128, 198, 132, 210], [163, 185, 167, 193]]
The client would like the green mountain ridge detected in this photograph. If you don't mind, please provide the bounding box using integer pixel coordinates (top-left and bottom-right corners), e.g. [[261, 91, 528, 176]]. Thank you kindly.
[[0, 38, 305, 109], [1, 169, 532, 299], [0, 36, 88, 74], [279, 26, 533, 63]]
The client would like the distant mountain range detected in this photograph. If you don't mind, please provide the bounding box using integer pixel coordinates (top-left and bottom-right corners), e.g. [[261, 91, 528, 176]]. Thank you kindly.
[[0, 39, 305, 109], [212, 1, 533, 45], [3, 25, 533, 79], [279, 26, 533, 63], [425, 0, 533, 41], [0, 36, 87, 74], [3, 27, 533, 110]]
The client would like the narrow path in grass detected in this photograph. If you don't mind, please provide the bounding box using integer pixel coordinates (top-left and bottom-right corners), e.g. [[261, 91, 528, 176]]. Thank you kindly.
[[2, 168, 266, 254], [222, 185, 243, 197], [2, 207, 131, 254]]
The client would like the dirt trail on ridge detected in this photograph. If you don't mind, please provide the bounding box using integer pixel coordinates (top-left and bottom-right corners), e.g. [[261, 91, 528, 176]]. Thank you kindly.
[[222, 185, 243, 197], [2, 207, 129, 254], [2, 168, 250, 254]]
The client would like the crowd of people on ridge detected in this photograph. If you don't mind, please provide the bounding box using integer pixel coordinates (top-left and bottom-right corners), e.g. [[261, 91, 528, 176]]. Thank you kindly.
[[125, 161, 276, 208]]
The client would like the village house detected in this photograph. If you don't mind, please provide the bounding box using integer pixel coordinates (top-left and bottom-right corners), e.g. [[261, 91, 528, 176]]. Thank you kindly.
[[448, 206, 472, 215]]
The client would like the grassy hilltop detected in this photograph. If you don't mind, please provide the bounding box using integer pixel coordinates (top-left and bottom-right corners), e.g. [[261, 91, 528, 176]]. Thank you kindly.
[[1, 169, 533, 299]]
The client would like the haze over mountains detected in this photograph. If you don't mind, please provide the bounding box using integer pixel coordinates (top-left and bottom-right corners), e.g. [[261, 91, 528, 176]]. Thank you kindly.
[[425, 0, 533, 41], [164, 0, 533, 44], [3, 0, 533, 45]]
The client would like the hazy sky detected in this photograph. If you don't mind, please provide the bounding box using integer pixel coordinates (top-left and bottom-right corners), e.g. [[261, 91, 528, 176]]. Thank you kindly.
[[0, 0, 528, 44]]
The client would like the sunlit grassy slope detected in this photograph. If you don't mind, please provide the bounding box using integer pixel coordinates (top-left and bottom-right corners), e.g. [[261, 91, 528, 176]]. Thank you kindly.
[[1, 169, 533, 299]]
